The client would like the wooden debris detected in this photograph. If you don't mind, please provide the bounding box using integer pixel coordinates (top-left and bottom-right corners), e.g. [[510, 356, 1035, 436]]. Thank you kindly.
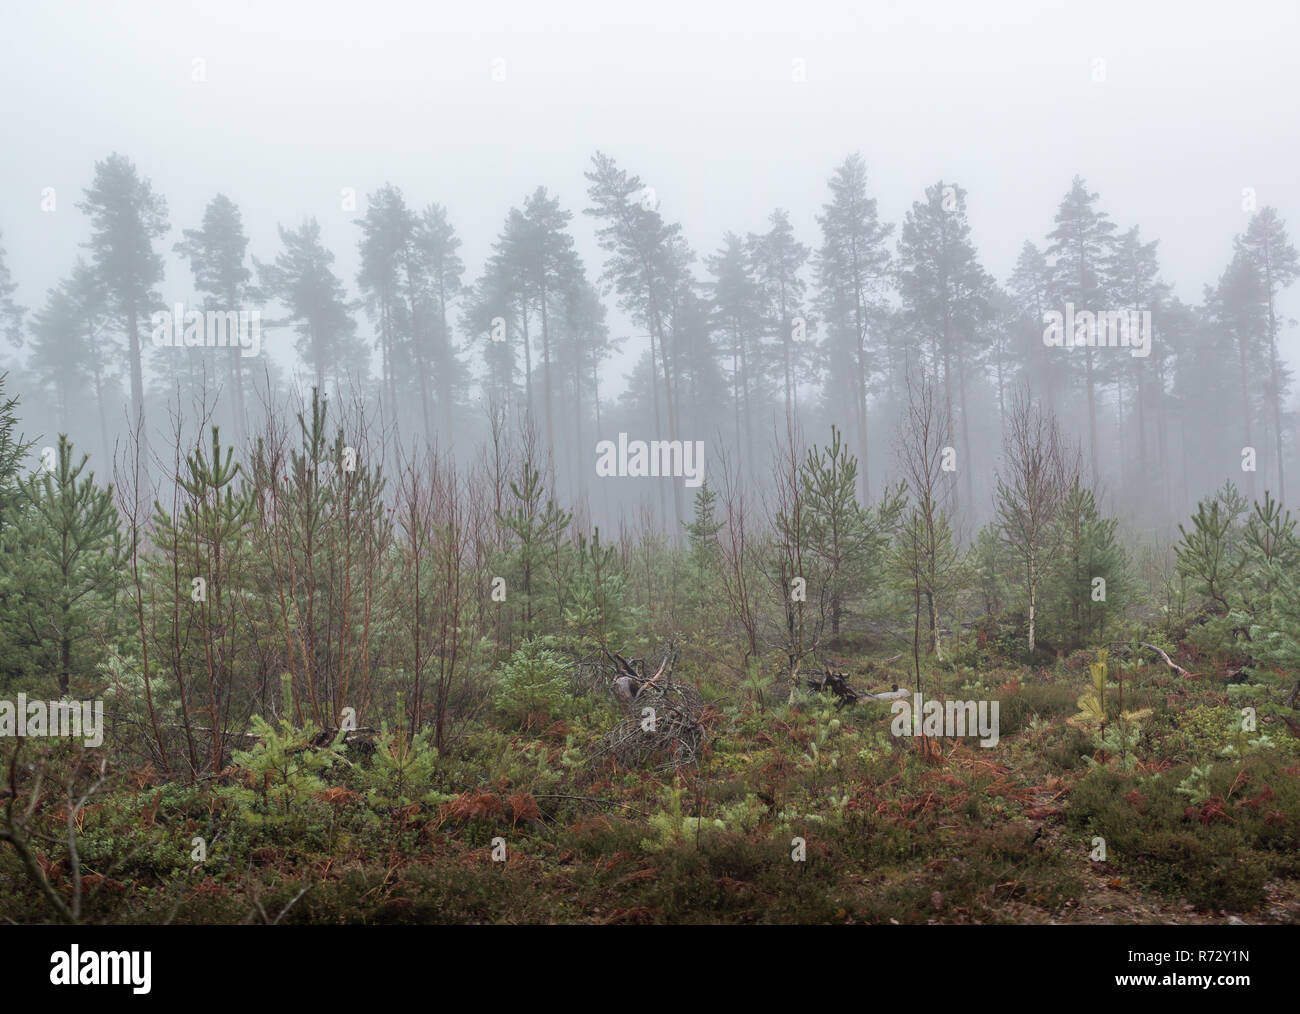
[[594, 646, 708, 771], [1137, 642, 1196, 679], [804, 666, 908, 706]]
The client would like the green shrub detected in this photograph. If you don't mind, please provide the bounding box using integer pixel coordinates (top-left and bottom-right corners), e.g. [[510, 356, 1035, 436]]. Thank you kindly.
[[1065, 754, 1300, 911], [358, 722, 439, 807], [493, 636, 572, 725], [220, 679, 347, 832]]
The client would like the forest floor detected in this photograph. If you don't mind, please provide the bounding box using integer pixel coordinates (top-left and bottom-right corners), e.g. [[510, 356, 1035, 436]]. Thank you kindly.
[[2, 640, 1299, 924]]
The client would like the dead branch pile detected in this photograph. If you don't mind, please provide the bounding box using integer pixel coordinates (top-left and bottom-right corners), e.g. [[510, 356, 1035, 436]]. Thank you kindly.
[[804, 665, 910, 707], [592, 648, 708, 771]]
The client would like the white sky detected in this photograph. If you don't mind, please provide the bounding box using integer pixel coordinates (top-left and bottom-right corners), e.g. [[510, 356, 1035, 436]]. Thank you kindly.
[[3, 0, 1298, 396]]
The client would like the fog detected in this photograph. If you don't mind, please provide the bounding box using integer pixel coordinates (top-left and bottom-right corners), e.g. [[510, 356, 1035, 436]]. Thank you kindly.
[[2, 0, 1298, 532]]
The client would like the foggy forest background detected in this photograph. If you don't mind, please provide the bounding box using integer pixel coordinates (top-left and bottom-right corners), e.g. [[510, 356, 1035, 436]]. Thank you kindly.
[[0, 147, 1295, 538], [5, 3, 1300, 928]]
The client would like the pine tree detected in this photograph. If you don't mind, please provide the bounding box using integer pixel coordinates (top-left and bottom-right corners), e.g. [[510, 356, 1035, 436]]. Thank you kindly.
[[970, 523, 1013, 619], [77, 153, 170, 456], [1208, 248, 1269, 501], [896, 180, 995, 507], [506, 187, 587, 470], [258, 218, 364, 392], [585, 151, 691, 527], [151, 426, 252, 775], [749, 209, 810, 430], [0, 230, 26, 349], [668, 278, 727, 448], [247, 389, 390, 732], [6, 436, 123, 694], [174, 194, 258, 441], [355, 184, 417, 425], [814, 154, 893, 498], [1045, 176, 1115, 483], [1175, 481, 1248, 618], [1170, 292, 1237, 506], [684, 479, 723, 555], [1043, 476, 1126, 649], [414, 203, 466, 445], [984, 286, 1020, 437], [1235, 209, 1299, 503], [496, 440, 572, 638], [1008, 241, 1060, 409], [556, 276, 615, 500], [1107, 226, 1169, 505], [225, 675, 345, 829], [463, 214, 528, 413], [706, 232, 766, 473], [0, 377, 34, 686], [801, 424, 901, 637], [28, 268, 97, 435], [682, 481, 724, 614], [1250, 499, 1300, 705], [1231, 491, 1298, 672], [0, 374, 30, 538], [565, 527, 631, 650]]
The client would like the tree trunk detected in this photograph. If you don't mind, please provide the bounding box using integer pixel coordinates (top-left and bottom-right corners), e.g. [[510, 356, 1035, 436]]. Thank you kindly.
[[540, 282, 555, 476], [1027, 556, 1037, 654], [1238, 335, 1256, 500]]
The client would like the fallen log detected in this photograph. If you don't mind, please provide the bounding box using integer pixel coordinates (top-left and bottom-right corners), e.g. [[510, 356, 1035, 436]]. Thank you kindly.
[[862, 687, 911, 701], [804, 666, 909, 706]]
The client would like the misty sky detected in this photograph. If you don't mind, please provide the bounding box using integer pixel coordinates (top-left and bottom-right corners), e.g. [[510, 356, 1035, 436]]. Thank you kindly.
[[4, 0, 1299, 396]]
